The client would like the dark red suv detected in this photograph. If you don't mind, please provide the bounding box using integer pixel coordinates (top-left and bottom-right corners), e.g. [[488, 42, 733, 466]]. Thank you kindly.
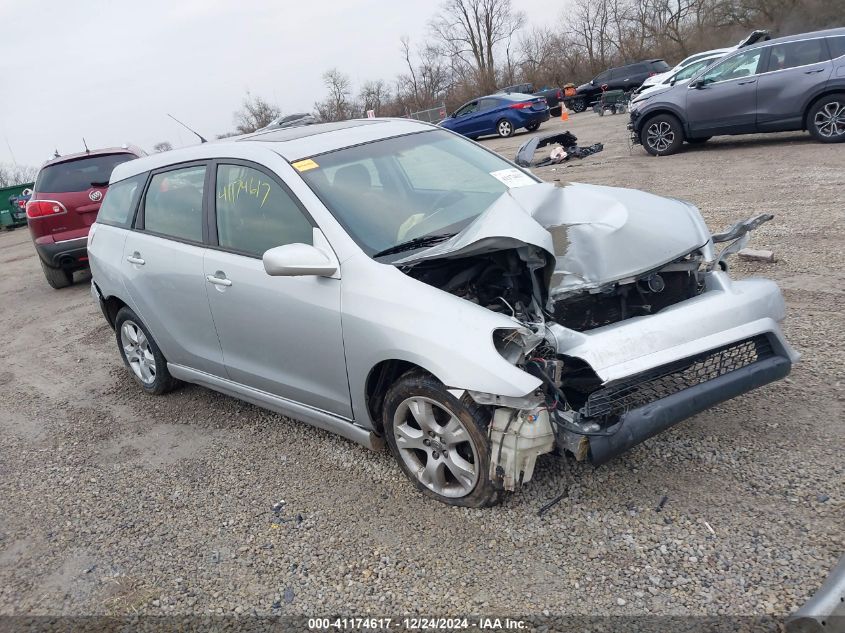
[[27, 147, 143, 288]]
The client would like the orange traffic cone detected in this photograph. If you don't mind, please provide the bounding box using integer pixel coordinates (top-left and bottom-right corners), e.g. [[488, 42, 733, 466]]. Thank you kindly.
[[561, 107, 569, 121]]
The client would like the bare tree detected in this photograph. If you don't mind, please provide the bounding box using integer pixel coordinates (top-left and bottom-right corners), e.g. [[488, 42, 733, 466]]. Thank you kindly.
[[233, 93, 281, 134], [153, 141, 173, 153], [429, 0, 525, 93], [314, 69, 353, 122], [0, 163, 38, 188], [358, 80, 392, 116], [397, 37, 452, 111]]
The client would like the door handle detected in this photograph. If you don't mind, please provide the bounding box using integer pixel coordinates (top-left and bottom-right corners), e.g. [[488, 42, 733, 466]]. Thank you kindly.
[[126, 254, 145, 265], [206, 275, 232, 287], [737, 80, 757, 86], [804, 68, 825, 74]]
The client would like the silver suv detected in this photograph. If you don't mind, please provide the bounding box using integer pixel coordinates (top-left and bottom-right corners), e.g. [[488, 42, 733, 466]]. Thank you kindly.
[[88, 119, 797, 506], [629, 27, 845, 155]]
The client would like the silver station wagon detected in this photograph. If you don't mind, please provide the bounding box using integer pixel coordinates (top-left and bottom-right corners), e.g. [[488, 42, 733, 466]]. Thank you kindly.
[[88, 119, 798, 507]]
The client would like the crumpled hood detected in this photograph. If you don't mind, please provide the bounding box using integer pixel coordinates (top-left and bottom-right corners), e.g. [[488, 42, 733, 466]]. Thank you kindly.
[[395, 182, 712, 299]]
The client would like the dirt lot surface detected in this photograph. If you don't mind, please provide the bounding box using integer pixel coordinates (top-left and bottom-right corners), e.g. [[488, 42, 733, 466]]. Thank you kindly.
[[0, 113, 842, 622]]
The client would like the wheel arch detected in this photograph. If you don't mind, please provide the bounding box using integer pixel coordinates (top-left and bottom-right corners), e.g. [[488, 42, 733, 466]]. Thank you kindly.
[[636, 106, 687, 135], [365, 359, 438, 434], [94, 284, 130, 330], [803, 88, 845, 130]]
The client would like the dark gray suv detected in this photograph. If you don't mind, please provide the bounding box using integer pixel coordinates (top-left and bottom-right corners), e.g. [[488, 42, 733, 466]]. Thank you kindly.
[[629, 28, 845, 156]]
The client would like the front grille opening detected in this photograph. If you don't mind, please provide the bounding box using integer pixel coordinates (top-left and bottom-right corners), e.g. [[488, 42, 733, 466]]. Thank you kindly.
[[577, 335, 775, 425]]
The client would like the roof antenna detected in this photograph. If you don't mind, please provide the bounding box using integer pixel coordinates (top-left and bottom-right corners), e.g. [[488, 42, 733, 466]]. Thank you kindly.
[[167, 114, 208, 143], [53, 149, 60, 158], [82, 138, 90, 154]]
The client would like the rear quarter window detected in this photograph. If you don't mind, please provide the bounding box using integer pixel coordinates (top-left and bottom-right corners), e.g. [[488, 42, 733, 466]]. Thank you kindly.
[[96, 174, 146, 228], [827, 36, 845, 59], [35, 153, 136, 193], [651, 60, 670, 71]]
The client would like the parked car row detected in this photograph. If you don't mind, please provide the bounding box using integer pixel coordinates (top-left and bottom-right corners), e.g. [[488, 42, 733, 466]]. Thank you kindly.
[[629, 27, 845, 155]]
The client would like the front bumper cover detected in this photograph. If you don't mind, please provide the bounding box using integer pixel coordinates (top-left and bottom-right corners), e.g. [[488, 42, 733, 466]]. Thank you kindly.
[[586, 349, 792, 465]]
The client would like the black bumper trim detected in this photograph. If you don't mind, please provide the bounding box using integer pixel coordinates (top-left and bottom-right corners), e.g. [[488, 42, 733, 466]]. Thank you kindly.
[[35, 239, 88, 269], [588, 355, 792, 466]]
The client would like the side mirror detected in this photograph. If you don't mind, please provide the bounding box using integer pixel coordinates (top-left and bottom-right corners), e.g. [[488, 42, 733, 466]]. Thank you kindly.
[[691, 78, 705, 89], [263, 243, 337, 277]]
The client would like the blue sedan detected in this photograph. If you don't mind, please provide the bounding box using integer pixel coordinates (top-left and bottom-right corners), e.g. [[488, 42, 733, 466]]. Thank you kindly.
[[439, 93, 550, 139]]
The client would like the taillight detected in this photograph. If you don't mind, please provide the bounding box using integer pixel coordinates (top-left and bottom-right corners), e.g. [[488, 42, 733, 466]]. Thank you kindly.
[[26, 200, 67, 219], [508, 101, 533, 109], [557, 90, 562, 99], [648, 72, 656, 76]]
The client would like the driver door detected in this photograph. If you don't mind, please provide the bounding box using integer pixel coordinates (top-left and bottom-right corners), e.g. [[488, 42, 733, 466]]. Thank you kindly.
[[686, 48, 763, 136], [450, 101, 483, 136]]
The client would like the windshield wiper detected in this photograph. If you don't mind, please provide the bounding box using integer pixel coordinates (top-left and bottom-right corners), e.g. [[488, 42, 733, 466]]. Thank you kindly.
[[373, 233, 455, 258]]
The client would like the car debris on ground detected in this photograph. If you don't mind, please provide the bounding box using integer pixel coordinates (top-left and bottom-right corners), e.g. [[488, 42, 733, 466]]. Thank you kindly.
[[515, 131, 603, 167]]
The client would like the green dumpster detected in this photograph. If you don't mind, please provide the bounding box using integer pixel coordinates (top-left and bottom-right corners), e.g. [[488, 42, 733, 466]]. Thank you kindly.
[[0, 182, 33, 230]]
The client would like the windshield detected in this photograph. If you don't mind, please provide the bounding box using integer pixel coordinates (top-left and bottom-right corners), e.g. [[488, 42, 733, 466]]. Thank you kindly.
[[672, 56, 720, 82], [297, 130, 537, 257], [35, 153, 136, 193]]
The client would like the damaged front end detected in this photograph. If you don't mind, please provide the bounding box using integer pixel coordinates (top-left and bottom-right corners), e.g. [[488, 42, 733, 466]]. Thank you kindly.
[[395, 183, 798, 491]]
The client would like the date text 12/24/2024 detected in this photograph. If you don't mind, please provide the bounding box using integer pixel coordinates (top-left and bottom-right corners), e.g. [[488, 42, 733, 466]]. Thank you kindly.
[[308, 617, 528, 630]]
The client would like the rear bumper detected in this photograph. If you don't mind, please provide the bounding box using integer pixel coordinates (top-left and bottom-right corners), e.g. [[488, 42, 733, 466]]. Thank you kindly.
[[587, 351, 792, 465], [34, 235, 89, 269]]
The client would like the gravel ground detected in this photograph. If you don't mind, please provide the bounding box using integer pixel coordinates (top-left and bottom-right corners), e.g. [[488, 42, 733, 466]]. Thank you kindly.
[[0, 113, 842, 622]]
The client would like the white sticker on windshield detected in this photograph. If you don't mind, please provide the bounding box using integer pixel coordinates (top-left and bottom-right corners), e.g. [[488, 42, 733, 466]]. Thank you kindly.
[[490, 168, 535, 188]]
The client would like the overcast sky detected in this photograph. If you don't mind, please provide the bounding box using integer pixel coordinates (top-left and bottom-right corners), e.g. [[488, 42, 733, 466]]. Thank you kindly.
[[0, 0, 551, 167]]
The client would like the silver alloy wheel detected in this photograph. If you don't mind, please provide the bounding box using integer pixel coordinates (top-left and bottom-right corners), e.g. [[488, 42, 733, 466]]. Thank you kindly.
[[646, 121, 675, 152], [392, 396, 479, 498], [120, 320, 156, 384], [814, 101, 845, 138], [498, 120, 512, 137]]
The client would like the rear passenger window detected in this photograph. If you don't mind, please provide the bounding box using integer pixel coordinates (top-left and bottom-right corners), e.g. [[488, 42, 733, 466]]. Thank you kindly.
[[826, 36, 845, 59], [215, 164, 312, 257], [97, 174, 145, 228], [143, 166, 205, 242], [767, 39, 829, 72]]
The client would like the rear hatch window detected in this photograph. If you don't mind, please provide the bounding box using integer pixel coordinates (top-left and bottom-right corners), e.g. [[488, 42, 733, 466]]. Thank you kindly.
[[35, 153, 136, 193], [651, 60, 670, 72]]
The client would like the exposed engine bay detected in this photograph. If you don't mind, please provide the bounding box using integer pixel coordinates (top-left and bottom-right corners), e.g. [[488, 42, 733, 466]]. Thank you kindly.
[[393, 181, 790, 491]]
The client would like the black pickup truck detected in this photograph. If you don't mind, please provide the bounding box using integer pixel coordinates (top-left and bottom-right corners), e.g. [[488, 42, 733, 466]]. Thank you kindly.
[[496, 83, 564, 116]]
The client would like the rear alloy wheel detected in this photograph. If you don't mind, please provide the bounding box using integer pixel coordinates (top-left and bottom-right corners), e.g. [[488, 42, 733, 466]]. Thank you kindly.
[[570, 98, 586, 113], [383, 371, 498, 507], [496, 119, 514, 137], [808, 94, 845, 143], [114, 307, 179, 395], [642, 114, 684, 156], [525, 121, 541, 132], [40, 260, 73, 289]]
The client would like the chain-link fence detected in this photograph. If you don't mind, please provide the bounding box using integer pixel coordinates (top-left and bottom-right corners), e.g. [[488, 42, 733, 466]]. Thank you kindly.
[[407, 104, 448, 124]]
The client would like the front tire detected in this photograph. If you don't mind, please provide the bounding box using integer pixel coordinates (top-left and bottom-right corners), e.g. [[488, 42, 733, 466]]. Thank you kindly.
[[496, 119, 514, 138], [40, 260, 72, 289], [383, 370, 499, 507], [641, 114, 684, 156], [114, 307, 179, 395], [570, 97, 586, 113], [808, 93, 845, 143]]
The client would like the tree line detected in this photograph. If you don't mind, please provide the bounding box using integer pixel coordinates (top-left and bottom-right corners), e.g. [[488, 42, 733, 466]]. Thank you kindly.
[[230, 0, 843, 132]]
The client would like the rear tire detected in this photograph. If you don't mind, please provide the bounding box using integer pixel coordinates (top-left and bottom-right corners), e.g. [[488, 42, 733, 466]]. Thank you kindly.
[[40, 260, 73, 289], [570, 98, 586, 113], [807, 93, 845, 143], [641, 114, 684, 156], [383, 370, 499, 507], [496, 119, 514, 138], [114, 307, 179, 395], [550, 106, 562, 117], [525, 121, 541, 132]]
